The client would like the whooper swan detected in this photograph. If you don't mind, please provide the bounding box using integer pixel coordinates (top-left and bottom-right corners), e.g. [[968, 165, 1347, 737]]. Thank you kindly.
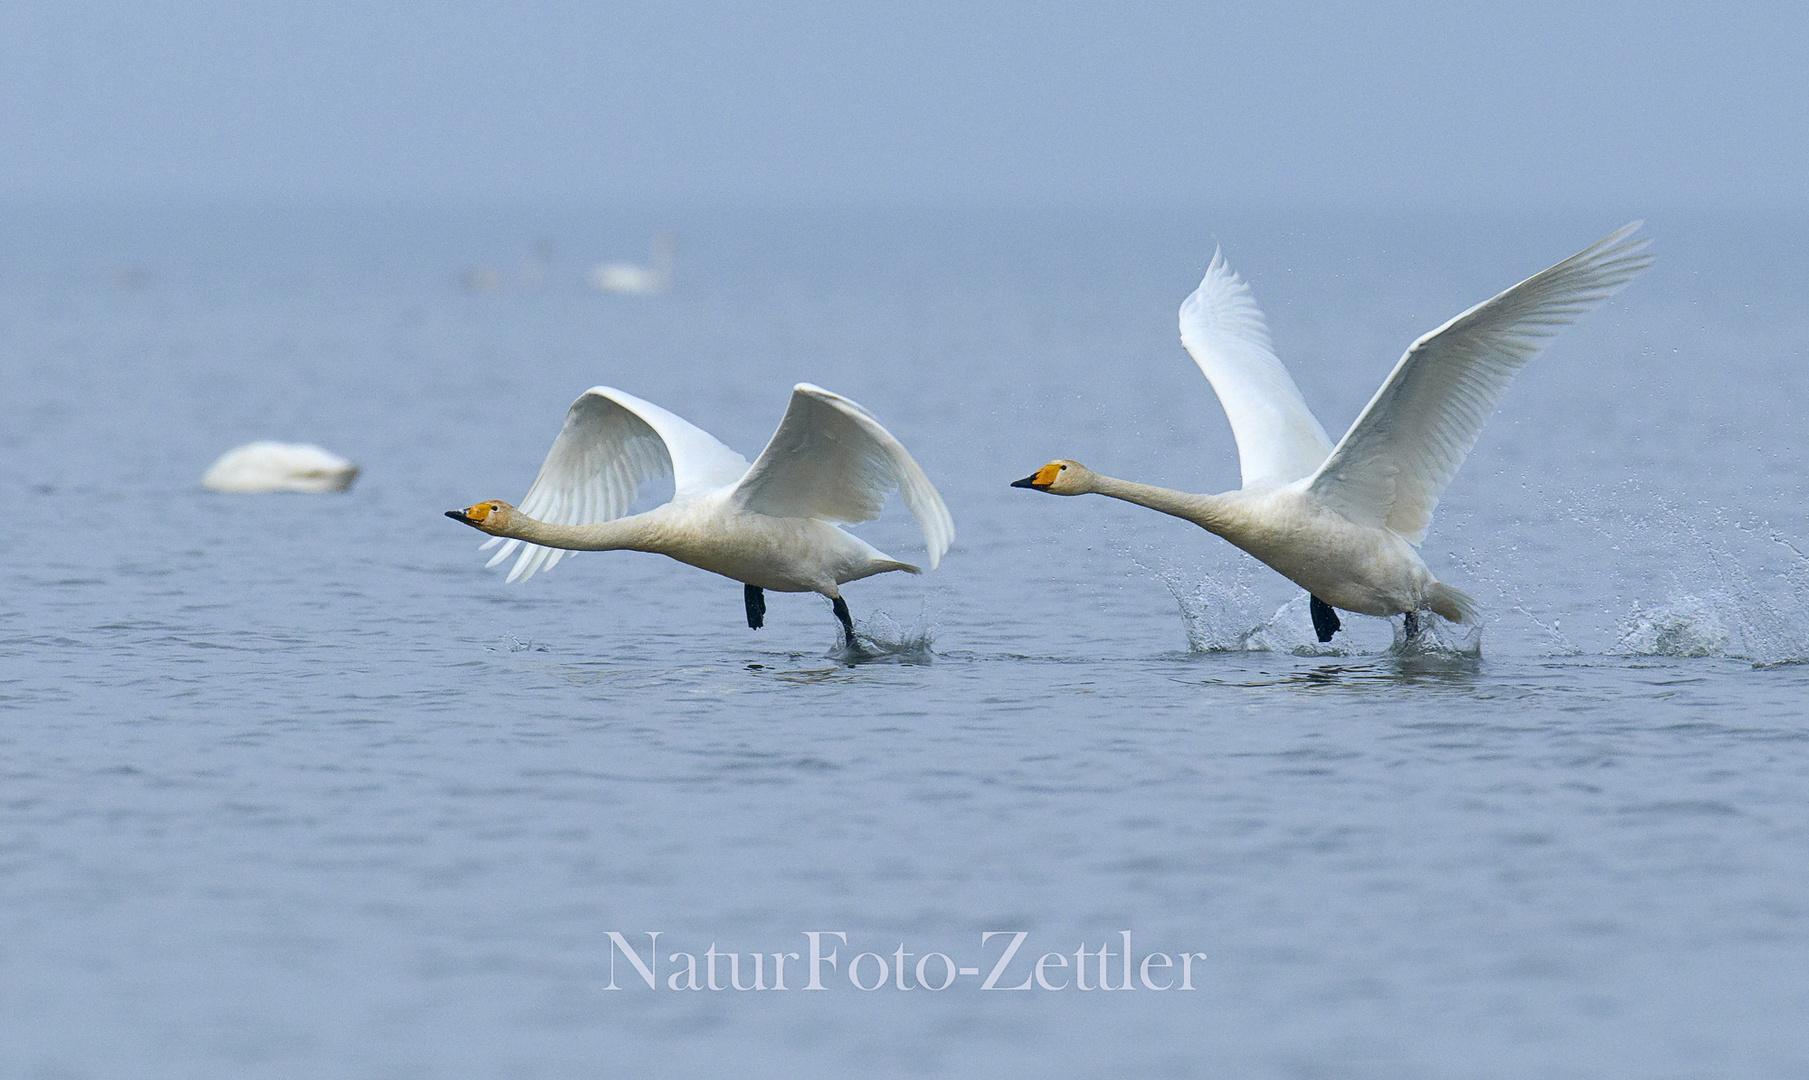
[[448, 384, 953, 647], [1013, 223, 1653, 643], [202, 442, 359, 493]]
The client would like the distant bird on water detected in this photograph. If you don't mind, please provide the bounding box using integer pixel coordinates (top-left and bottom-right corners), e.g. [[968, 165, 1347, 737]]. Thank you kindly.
[[203, 442, 360, 493], [447, 384, 952, 648], [587, 234, 677, 296], [1013, 222, 1653, 644]]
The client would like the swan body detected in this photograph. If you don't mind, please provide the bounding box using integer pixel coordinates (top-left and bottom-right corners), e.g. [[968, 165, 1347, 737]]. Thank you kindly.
[[462, 494, 915, 594], [448, 384, 952, 645], [1015, 223, 1654, 640], [202, 441, 359, 493], [587, 235, 676, 296]]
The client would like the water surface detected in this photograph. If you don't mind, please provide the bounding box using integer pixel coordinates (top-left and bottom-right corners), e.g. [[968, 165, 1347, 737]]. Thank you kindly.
[[3, 202, 1807, 1078]]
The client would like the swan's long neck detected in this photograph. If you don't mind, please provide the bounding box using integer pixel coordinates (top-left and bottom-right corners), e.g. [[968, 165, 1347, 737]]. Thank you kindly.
[[1087, 474, 1235, 534], [502, 512, 664, 552]]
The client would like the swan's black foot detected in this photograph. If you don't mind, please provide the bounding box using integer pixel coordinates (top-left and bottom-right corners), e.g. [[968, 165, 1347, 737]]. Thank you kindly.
[[1309, 595, 1342, 643], [744, 584, 765, 630], [1403, 610, 1420, 639], [831, 596, 860, 650]]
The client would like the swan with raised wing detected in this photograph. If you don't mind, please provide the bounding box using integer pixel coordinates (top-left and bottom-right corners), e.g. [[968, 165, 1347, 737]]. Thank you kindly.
[[1013, 223, 1653, 643], [448, 384, 953, 647]]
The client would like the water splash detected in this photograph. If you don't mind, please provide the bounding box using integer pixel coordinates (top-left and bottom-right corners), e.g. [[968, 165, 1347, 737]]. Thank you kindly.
[[1391, 611, 1484, 660], [833, 604, 935, 665], [1137, 550, 1485, 658], [1617, 595, 1733, 658], [489, 633, 549, 653], [1614, 557, 1809, 665], [1141, 556, 1296, 652], [1603, 499, 1809, 666]]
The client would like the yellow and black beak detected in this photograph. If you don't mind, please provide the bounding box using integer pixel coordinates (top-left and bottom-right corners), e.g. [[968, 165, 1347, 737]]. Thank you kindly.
[[446, 502, 493, 528], [1011, 462, 1063, 490]]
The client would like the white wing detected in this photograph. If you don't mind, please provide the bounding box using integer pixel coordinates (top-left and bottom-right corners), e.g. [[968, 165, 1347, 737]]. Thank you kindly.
[[1307, 222, 1653, 544], [484, 386, 750, 582], [1180, 248, 1335, 489], [730, 384, 954, 570]]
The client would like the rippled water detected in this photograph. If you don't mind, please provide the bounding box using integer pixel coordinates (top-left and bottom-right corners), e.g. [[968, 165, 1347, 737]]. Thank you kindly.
[[4, 201, 1808, 1078]]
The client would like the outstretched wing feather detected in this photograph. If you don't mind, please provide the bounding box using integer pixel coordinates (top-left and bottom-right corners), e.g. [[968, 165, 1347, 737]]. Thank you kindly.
[[731, 384, 954, 569], [480, 386, 750, 583], [1306, 222, 1653, 544], [1179, 248, 1335, 488]]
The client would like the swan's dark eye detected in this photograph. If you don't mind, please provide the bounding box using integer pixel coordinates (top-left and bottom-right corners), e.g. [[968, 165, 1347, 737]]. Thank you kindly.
[[1059, 465, 1067, 471]]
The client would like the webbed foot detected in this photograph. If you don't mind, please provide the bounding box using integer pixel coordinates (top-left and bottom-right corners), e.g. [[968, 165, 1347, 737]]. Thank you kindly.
[[1309, 595, 1342, 643]]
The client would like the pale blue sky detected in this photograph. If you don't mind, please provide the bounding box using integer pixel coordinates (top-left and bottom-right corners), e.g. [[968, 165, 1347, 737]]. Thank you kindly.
[[4, 0, 1804, 206]]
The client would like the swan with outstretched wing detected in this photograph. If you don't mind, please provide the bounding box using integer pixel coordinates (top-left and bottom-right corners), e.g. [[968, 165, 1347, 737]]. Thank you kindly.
[[1015, 223, 1653, 644], [449, 383, 953, 648]]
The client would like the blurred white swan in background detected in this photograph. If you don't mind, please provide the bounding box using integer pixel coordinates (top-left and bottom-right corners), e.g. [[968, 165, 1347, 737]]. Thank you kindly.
[[203, 442, 360, 493], [587, 234, 676, 296], [448, 383, 953, 647], [1014, 222, 1653, 644]]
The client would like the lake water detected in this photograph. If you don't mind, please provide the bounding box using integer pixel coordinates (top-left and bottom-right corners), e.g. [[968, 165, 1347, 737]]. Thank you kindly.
[[3, 200, 1807, 1078]]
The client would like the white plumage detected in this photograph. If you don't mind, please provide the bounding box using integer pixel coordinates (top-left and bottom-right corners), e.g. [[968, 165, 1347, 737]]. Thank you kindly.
[[1306, 222, 1653, 543], [1017, 223, 1654, 641], [450, 384, 953, 644], [1178, 248, 1335, 489], [202, 442, 359, 493]]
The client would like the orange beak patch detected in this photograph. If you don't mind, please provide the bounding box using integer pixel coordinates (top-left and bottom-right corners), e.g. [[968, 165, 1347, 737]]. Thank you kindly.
[[1011, 462, 1065, 490]]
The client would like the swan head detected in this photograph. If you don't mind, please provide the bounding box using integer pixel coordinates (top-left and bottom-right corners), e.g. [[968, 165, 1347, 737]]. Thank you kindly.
[[445, 500, 516, 534], [1010, 460, 1092, 496]]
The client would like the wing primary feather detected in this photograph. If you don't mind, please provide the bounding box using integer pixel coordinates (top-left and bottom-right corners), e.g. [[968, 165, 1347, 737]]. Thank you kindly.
[[485, 537, 520, 568], [1179, 247, 1333, 488], [476, 386, 749, 583], [1306, 222, 1652, 543], [731, 384, 954, 569]]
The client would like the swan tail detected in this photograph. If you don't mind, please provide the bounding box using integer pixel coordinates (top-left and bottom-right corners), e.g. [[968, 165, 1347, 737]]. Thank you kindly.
[[1427, 583, 1479, 624], [838, 558, 921, 586]]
